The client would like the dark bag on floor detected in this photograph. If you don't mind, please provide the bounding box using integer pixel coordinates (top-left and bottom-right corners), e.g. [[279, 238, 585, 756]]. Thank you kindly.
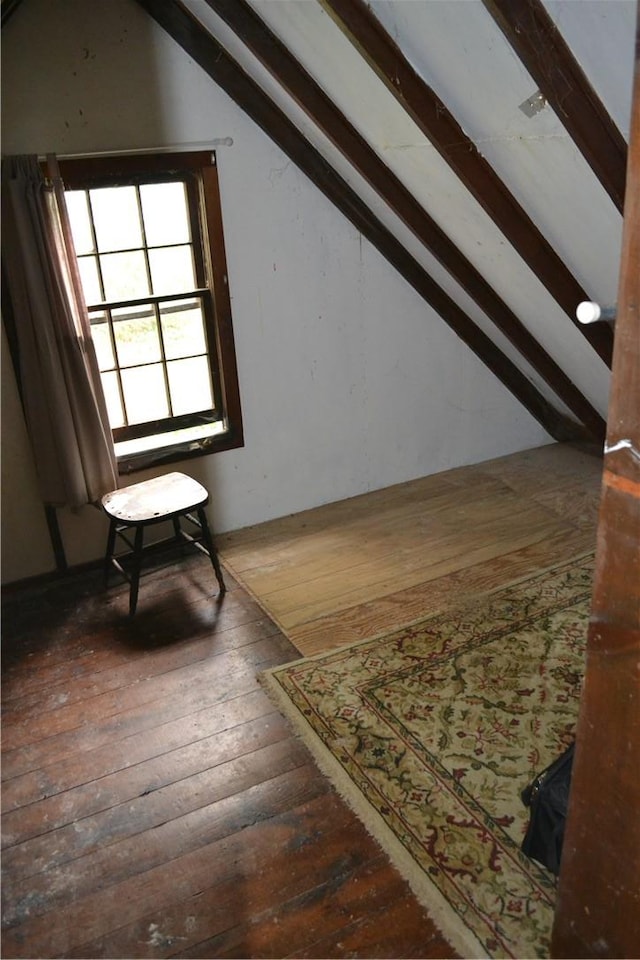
[[521, 741, 575, 874]]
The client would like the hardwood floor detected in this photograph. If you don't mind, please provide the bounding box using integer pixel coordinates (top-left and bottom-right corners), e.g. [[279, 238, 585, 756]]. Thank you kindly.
[[218, 443, 602, 655], [1, 442, 602, 958], [1, 549, 455, 958]]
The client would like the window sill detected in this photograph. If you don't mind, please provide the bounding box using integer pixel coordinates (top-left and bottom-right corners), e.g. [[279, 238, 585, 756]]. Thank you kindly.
[[116, 422, 243, 474]]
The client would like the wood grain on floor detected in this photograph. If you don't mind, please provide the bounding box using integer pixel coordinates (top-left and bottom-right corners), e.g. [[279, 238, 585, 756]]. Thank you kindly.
[[1, 442, 601, 958]]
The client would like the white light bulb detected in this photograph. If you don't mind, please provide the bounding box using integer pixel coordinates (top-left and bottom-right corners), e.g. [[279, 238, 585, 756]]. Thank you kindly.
[[576, 301, 602, 324]]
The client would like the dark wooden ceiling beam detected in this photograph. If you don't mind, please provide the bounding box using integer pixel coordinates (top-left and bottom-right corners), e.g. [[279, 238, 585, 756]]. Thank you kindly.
[[482, 0, 627, 214], [204, 0, 605, 442], [136, 0, 587, 444], [318, 0, 613, 367]]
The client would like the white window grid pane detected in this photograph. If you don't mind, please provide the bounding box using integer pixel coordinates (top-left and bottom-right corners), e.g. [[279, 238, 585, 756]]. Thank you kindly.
[[167, 356, 213, 416], [73, 175, 222, 439], [90, 295, 215, 431], [120, 364, 170, 425]]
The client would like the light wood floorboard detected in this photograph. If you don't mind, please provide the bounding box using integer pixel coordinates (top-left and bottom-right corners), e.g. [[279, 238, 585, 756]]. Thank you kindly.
[[218, 443, 602, 656]]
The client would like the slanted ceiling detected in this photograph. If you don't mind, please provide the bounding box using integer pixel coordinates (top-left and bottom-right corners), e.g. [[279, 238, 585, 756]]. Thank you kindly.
[[6, 0, 635, 445], [134, 0, 636, 446]]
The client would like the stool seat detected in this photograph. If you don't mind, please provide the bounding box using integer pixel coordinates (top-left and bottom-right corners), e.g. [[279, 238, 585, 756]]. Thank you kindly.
[[102, 472, 209, 525], [101, 472, 226, 615]]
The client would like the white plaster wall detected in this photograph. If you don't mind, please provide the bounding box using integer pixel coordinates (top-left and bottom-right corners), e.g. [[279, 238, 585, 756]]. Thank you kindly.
[[367, 0, 627, 303], [237, 0, 615, 415], [0, 0, 550, 583], [544, 0, 637, 138], [189, 0, 598, 419]]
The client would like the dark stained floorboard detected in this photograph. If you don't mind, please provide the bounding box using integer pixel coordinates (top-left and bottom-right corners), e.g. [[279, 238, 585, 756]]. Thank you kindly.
[[2, 552, 454, 958], [1, 687, 275, 813]]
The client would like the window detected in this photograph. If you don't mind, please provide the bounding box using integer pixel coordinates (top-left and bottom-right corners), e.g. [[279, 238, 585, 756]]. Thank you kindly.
[[59, 152, 243, 472]]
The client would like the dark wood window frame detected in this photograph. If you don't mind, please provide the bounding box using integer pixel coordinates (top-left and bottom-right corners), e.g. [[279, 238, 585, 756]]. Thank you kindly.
[[59, 150, 243, 474]]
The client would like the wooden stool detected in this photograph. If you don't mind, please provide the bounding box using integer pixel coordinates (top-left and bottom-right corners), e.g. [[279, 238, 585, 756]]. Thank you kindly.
[[101, 472, 226, 616]]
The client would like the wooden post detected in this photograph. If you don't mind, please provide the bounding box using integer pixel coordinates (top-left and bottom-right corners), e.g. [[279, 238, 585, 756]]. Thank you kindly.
[[551, 16, 640, 958]]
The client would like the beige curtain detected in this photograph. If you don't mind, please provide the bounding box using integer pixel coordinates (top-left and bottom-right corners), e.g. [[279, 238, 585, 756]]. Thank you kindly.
[[1, 155, 118, 508]]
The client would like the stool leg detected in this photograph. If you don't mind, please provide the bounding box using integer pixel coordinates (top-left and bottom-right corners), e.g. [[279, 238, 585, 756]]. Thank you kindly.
[[129, 526, 145, 616], [197, 506, 226, 595], [104, 520, 117, 586], [173, 516, 185, 555]]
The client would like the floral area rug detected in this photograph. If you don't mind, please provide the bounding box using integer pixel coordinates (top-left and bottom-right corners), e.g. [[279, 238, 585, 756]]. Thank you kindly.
[[262, 553, 594, 959]]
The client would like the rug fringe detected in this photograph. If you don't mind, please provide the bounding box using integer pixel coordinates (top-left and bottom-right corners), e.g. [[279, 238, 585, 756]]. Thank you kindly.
[[261, 667, 490, 960]]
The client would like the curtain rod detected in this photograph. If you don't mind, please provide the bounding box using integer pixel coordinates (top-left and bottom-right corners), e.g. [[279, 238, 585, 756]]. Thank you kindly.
[[36, 138, 234, 161]]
